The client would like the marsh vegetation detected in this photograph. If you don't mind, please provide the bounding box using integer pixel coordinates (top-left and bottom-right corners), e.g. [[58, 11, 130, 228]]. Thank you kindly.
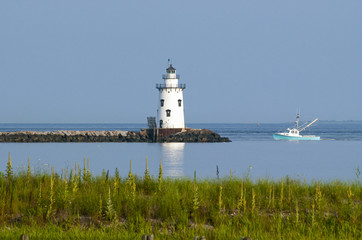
[[0, 154, 361, 239]]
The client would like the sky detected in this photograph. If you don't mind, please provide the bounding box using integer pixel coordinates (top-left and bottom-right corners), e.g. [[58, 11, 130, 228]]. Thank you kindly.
[[0, 0, 361, 123]]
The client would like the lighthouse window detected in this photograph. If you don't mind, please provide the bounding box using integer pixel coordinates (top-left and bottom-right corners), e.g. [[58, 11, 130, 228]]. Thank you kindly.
[[166, 109, 171, 117], [178, 99, 182, 107], [160, 99, 164, 107]]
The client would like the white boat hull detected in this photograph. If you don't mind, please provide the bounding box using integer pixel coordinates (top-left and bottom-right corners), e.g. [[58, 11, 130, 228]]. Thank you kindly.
[[273, 133, 320, 141]]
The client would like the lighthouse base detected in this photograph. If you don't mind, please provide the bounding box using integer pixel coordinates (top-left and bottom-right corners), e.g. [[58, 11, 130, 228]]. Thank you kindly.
[[157, 128, 185, 138], [145, 128, 185, 142]]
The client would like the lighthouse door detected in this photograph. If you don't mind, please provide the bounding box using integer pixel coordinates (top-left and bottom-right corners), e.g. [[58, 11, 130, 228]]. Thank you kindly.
[[159, 120, 163, 128]]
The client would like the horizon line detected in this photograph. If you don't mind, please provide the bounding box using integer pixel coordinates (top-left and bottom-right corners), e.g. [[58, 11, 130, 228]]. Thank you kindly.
[[0, 120, 361, 125]]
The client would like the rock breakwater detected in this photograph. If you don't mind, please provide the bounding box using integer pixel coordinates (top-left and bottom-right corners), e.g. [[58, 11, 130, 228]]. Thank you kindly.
[[158, 129, 230, 142], [0, 129, 230, 143]]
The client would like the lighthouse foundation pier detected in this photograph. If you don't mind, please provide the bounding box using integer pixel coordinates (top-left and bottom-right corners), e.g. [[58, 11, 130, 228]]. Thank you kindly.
[[0, 129, 230, 143]]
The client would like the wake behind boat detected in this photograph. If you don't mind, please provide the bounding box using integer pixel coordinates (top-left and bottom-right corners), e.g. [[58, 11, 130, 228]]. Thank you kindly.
[[273, 114, 320, 140]]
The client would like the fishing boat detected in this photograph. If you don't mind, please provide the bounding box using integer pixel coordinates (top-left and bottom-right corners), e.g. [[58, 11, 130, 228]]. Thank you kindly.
[[273, 114, 320, 140]]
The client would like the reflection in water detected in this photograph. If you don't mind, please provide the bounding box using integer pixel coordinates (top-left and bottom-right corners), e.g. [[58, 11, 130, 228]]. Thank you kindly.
[[161, 143, 185, 177]]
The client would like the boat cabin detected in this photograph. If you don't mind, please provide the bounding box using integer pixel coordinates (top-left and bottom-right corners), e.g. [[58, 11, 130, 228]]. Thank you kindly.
[[286, 128, 300, 136]]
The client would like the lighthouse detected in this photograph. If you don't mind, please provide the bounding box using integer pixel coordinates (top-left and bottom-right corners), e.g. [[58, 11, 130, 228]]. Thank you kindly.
[[156, 61, 186, 132]]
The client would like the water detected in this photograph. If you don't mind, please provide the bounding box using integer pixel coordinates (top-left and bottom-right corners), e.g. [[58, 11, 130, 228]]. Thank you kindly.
[[0, 122, 361, 181]]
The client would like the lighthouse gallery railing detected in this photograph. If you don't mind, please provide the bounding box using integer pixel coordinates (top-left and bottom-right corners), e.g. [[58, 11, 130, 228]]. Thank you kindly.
[[156, 84, 186, 90], [162, 74, 180, 79]]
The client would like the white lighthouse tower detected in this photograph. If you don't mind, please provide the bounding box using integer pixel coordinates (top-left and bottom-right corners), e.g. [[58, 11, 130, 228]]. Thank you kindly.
[[156, 61, 186, 131]]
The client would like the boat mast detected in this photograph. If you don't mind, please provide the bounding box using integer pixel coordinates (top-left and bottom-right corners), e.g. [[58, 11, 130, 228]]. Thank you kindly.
[[299, 118, 318, 132], [295, 113, 300, 130]]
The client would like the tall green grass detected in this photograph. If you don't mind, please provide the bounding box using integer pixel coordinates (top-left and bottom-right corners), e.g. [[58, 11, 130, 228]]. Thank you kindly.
[[0, 154, 361, 239]]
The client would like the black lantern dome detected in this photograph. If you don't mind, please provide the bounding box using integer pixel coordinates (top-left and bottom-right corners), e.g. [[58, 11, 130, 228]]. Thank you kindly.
[[166, 64, 176, 74]]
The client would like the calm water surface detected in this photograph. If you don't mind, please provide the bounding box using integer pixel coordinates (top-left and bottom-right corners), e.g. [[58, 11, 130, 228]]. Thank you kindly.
[[0, 122, 361, 181]]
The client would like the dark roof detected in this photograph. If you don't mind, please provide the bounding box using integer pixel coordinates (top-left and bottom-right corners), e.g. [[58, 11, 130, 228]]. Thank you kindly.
[[167, 64, 176, 71]]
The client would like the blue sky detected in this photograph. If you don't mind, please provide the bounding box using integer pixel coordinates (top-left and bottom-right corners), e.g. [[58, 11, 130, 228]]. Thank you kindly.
[[0, 0, 361, 123]]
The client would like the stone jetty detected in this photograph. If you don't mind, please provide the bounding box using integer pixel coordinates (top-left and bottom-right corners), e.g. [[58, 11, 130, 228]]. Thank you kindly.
[[157, 129, 230, 143], [0, 129, 230, 143]]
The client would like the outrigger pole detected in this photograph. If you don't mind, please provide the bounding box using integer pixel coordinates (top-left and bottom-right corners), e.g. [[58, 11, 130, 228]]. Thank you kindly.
[[299, 118, 318, 132]]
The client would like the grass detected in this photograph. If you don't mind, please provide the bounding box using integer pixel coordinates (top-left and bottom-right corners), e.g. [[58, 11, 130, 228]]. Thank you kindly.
[[0, 154, 361, 239]]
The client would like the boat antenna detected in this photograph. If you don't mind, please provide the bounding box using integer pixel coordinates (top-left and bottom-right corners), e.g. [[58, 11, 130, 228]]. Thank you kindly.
[[296, 113, 300, 129]]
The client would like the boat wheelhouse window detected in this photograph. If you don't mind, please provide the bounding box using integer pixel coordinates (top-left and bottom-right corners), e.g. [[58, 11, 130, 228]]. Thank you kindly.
[[178, 99, 182, 107], [160, 99, 164, 107], [166, 109, 171, 117]]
